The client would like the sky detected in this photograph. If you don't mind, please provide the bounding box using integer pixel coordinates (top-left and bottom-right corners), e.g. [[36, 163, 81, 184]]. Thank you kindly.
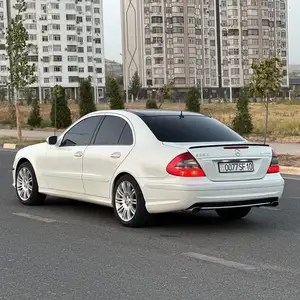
[[103, 0, 300, 65]]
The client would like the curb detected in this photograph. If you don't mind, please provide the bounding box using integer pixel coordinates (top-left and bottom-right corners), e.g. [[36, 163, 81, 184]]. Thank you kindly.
[[0, 143, 25, 150], [280, 166, 300, 176]]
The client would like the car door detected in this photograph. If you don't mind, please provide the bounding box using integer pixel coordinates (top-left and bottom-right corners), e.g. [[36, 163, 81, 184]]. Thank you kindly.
[[82, 114, 135, 200], [44, 115, 103, 194]]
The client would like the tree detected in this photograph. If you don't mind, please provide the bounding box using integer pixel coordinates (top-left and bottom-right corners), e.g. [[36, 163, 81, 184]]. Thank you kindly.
[[232, 88, 253, 136], [50, 85, 72, 129], [249, 57, 284, 144], [107, 77, 124, 109], [6, 0, 37, 141], [0, 88, 6, 102], [185, 87, 200, 112], [8, 103, 16, 127], [27, 98, 42, 127], [116, 75, 124, 87], [44, 89, 50, 104], [79, 77, 96, 117], [129, 71, 142, 101], [105, 76, 113, 97], [24, 88, 33, 105]]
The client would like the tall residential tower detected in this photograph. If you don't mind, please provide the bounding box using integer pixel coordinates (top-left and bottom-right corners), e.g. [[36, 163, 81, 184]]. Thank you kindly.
[[1, 0, 105, 102], [121, 0, 288, 97]]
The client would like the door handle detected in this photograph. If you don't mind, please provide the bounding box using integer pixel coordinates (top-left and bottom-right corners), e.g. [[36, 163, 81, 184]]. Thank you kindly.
[[110, 152, 121, 159], [74, 151, 83, 158]]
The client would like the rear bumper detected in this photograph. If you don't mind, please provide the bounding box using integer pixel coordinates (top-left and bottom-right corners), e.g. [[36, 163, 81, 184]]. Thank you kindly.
[[139, 174, 284, 214]]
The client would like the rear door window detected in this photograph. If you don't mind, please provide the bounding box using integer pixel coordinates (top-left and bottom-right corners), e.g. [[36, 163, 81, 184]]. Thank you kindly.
[[140, 115, 244, 143], [93, 115, 127, 145]]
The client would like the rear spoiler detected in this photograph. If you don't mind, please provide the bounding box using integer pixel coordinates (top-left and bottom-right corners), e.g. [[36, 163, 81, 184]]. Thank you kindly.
[[189, 143, 269, 150]]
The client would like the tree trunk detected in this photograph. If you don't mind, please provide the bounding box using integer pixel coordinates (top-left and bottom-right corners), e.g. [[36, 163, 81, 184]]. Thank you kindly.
[[264, 97, 269, 144], [15, 90, 22, 142]]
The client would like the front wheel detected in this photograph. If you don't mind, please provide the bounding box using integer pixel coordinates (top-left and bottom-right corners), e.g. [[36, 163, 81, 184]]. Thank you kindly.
[[216, 207, 251, 220], [113, 175, 150, 227], [16, 162, 46, 206]]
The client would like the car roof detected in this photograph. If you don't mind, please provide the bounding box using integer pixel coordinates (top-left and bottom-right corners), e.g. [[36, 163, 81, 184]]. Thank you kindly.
[[87, 109, 208, 119], [125, 109, 206, 117]]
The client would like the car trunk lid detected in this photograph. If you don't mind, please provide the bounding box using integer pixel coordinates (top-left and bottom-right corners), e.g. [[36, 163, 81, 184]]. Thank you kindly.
[[163, 142, 273, 182]]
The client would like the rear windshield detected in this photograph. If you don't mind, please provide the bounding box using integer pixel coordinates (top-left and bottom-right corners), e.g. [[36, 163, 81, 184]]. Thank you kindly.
[[141, 115, 244, 143]]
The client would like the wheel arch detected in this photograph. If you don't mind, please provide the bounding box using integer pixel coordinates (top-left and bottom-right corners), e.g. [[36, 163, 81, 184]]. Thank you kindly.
[[15, 157, 39, 184], [110, 172, 141, 205]]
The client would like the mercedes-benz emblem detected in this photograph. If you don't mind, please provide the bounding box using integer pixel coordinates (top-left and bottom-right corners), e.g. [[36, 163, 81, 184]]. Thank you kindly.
[[235, 149, 241, 157]]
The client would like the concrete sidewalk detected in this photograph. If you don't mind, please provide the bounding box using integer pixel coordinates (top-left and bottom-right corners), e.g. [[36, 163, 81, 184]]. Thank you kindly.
[[0, 129, 299, 155]]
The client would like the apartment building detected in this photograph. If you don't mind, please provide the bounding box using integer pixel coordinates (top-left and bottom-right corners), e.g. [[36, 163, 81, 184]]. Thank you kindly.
[[121, 0, 288, 97], [1, 0, 105, 102], [0, 0, 8, 88]]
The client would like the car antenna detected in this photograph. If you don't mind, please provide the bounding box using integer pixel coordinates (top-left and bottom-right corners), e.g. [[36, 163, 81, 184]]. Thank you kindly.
[[179, 111, 184, 119]]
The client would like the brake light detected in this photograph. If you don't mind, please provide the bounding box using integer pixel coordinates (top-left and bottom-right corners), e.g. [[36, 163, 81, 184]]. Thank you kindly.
[[166, 152, 205, 177], [267, 150, 280, 174]]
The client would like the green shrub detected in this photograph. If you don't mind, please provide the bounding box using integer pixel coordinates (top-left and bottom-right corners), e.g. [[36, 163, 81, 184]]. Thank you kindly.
[[232, 88, 253, 135], [50, 85, 72, 129], [146, 99, 158, 109], [107, 77, 124, 109], [79, 77, 96, 117], [27, 98, 42, 127], [185, 87, 200, 112]]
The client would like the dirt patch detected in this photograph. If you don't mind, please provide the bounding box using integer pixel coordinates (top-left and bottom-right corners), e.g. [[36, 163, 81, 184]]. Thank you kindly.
[[278, 155, 300, 167]]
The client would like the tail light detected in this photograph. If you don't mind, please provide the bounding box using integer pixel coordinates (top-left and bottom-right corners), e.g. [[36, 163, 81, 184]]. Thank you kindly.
[[166, 152, 205, 177], [267, 150, 280, 174]]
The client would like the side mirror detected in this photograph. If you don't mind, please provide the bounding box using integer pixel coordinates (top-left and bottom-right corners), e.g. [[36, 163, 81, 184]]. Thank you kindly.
[[46, 136, 58, 145]]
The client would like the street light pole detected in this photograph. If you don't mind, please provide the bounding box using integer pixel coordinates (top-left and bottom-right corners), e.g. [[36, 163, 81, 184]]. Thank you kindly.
[[229, 67, 232, 103], [120, 52, 129, 104], [194, 60, 203, 105], [200, 74, 204, 105]]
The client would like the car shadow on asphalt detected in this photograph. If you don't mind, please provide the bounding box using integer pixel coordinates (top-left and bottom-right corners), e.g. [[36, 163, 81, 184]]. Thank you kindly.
[[43, 196, 261, 233]]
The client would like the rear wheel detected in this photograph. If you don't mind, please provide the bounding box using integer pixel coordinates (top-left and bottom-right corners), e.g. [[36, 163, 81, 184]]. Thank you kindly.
[[216, 207, 251, 220], [113, 175, 150, 227], [16, 162, 46, 206]]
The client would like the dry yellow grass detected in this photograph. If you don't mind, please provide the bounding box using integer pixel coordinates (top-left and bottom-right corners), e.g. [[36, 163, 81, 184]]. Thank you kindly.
[[0, 102, 300, 142]]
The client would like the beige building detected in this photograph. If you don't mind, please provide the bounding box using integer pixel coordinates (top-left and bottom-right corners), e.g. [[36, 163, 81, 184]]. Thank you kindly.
[[120, 0, 288, 97]]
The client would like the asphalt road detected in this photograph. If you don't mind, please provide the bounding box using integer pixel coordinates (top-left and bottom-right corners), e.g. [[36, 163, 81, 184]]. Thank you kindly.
[[1, 150, 300, 300]]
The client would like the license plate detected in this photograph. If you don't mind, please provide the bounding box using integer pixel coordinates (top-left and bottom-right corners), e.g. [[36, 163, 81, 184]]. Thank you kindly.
[[218, 161, 254, 173]]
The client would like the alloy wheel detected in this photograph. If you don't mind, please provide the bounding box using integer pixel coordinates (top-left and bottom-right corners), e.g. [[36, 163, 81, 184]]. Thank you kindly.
[[16, 167, 33, 201], [115, 181, 137, 222]]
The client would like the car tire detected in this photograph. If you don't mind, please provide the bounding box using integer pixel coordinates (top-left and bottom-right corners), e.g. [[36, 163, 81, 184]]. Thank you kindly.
[[216, 207, 251, 220], [16, 161, 46, 206], [113, 175, 150, 227]]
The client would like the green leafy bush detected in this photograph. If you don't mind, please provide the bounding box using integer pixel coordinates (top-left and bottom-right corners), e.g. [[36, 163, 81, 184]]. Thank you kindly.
[[27, 98, 42, 127], [50, 85, 72, 129], [146, 99, 158, 109], [232, 88, 253, 135], [185, 87, 200, 112]]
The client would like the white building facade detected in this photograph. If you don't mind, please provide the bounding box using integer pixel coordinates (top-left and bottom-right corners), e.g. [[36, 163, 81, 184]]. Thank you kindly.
[[2, 0, 105, 102], [121, 0, 289, 97]]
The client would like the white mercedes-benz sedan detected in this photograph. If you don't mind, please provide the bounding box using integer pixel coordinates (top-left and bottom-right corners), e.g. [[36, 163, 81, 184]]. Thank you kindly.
[[12, 109, 284, 227]]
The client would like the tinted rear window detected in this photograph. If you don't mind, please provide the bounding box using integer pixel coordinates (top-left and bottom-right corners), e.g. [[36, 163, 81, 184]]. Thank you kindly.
[[141, 115, 244, 143]]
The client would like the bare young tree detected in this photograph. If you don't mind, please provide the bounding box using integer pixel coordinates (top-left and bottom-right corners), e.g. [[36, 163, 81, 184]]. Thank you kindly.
[[6, 0, 37, 141]]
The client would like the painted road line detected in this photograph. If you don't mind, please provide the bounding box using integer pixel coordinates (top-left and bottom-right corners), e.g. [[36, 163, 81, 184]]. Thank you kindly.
[[182, 252, 256, 271], [259, 207, 280, 211], [12, 212, 57, 223]]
